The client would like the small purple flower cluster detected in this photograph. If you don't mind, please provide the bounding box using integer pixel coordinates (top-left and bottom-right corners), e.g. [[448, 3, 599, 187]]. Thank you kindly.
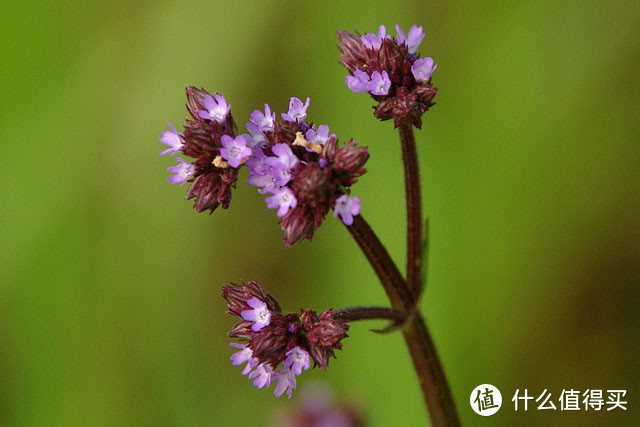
[[158, 86, 241, 212], [160, 87, 369, 245], [223, 282, 349, 399], [338, 24, 438, 128]]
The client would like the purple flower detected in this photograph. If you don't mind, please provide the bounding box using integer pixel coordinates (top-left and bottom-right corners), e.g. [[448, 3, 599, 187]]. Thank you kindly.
[[158, 122, 184, 156], [345, 70, 370, 93], [264, 143, 299, 170], [245, 122, 267, 148], [305, 125, 333, 147], [229, 343, 259, 375], [281, 97, 310, 123], [220, 134, 252, 168], [411, 57, 437, 82], [283, 347, 311, 376], [334, 195, 361, 226], [367, 70, 391, 96], [241, 297, 272, 331], [249, 363, 274, 389], [167, 157, 195, 185], [360, 25, 387, 50], [197, 93, 230, 123], [273, 369, 297, 399], [396, 24, 424, 54], [250, 104, 275, 132], [265, 187, 297, 217]]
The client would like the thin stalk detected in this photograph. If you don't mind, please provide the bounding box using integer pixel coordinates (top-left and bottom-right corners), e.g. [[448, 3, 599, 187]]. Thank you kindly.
[[399, 124, 423, 297], [346, 216, 460, 426], [334, 306, 404, 323]]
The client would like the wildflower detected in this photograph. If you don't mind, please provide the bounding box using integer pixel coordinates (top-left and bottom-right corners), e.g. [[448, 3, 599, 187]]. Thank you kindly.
[[345, 70, 370, 93], [197, 93, 230, 123], [264, 143, 299, 170], [368, 70, 391, 96], [245, 98, 369, 245], [281, 97, 310, 123], [338, 24, 438, 127], [158, 122, 184, 156], [241, 297, 272, 331], [274, 369, 297, 399], [395, 24, 425, 54], [250, 104, 276, 132], [249, 363, 275, 389], [411, 57, 437, 82], [158, 86, 240, 213], [333, 195, 361, 226], [265, 187, 297, 217], [284, 347, 311, 376], [229, 343, 258, 375], [305, 125, 334, 147], [220, 134, 252, 168], [167, 157, 194, 185], [223, 282, 349, 399]]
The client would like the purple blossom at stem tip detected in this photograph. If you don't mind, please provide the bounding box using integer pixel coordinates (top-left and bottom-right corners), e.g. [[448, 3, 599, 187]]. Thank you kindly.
[[334, 195, 361, 226], [265, 187, 297, 217], [166, 157, 194, 185], [250, 104, 275, 132], [249, 363, 274, 389], [229, 343, 259, 375], [273, 369, 297, 399], [396, 24, 425, 54], [197, 93, 230, 123], [345, 70, 370, 93], [264, 143, 299, 170], [220, 134, 252, 168], [411, 57, 437, 82], [240, 297, 272, 331], [281, 97, 310, 123], [305, 125, 334, 147], [283, 346, 311, 376], [368, 70, 391, 96], [158, 122, 184, 156]]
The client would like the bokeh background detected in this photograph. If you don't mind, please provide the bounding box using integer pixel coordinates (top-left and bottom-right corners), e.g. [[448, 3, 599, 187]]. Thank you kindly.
[[1, 0, 638, 425]]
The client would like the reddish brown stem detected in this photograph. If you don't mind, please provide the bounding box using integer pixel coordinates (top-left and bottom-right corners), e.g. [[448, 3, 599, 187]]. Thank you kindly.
[[346, 216, 460, 426], [399, 124, 423, 297]]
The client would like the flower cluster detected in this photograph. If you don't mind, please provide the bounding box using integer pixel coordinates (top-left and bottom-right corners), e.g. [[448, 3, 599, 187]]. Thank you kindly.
[[159, 86, 243, 213], [244, 97, 368, 245], [223, 282, 349, 399], [338, 24, 438, 128], [159, 89, 369, 245]]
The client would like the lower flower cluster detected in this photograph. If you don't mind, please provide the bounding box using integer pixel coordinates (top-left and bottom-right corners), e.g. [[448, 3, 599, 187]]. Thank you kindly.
[[223, 282, 349, 398]]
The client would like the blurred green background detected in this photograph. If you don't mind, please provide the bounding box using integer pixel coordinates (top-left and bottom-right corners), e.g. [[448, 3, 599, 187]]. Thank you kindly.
[[1, 0, 638, 425]]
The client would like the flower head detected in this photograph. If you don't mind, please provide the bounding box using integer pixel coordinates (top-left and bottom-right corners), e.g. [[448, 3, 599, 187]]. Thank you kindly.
[[158, 86, 241, 213], [223, 282, 349, 399], [338, 24, 438, 127]]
